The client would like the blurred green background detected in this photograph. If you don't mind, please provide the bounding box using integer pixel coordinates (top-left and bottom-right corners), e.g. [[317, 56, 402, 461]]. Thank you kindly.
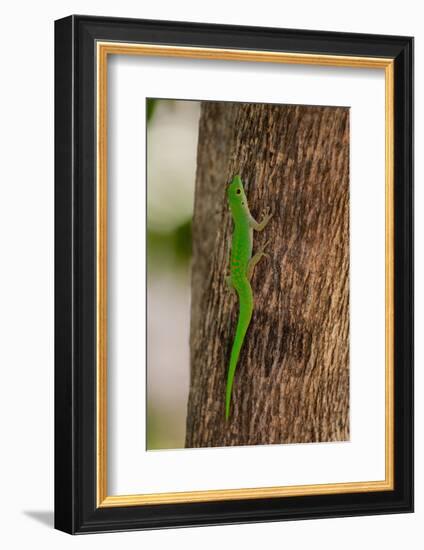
[[147, 99, 200, 450]]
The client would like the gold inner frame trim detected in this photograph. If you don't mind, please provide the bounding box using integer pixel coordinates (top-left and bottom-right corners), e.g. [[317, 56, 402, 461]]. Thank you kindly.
[[96, 41, 395, 508]]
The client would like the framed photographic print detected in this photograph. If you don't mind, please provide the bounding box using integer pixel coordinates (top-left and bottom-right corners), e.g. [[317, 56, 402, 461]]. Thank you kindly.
[[54, 15, 414, 534]]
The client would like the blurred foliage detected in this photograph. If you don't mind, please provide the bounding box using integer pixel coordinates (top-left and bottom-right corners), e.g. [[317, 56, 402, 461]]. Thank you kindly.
[[174, 220, 192, 261], [147, 407, 186, 450], [146, 98, 193, 272], [147, 219, 192, 274], [147, 98, 157, 123], [146, 408, 163, 450], [147, 99, 199, 234], [146, 99, 199, 450]]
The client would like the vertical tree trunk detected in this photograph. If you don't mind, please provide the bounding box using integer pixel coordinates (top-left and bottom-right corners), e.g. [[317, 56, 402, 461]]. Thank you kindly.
[[185, 102, 349, 448]]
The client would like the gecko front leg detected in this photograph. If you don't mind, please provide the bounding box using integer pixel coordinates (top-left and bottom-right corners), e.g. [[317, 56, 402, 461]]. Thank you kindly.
[[247, 240, 270, 281], [249, 206, 272, 231]]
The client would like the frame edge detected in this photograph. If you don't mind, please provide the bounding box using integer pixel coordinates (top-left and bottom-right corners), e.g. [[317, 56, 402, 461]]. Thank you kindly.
[[54, 14, 77, 535]]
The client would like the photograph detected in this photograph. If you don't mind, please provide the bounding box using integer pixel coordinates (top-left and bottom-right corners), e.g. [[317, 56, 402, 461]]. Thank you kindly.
[[147, 98, 350, 450]]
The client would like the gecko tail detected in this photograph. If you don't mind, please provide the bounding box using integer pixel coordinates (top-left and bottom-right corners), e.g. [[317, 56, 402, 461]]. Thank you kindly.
[[225, 289, 253, 420]]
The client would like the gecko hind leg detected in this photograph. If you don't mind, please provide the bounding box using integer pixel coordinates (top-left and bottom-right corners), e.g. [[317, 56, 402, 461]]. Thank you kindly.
[[225, 275, 236, 297]]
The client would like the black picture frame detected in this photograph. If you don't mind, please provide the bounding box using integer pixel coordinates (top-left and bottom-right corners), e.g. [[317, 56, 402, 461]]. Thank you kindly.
[[55, 15, 414, 534]]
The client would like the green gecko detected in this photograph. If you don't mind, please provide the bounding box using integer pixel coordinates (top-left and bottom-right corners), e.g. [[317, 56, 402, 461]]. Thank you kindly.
[[225, 174, 272, 420]]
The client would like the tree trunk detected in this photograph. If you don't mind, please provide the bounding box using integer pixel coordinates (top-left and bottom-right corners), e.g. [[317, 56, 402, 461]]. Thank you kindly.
[[185, 102, 349, 448]]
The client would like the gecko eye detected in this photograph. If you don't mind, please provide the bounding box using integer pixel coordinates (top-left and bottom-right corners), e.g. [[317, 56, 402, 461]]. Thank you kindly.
[[236, 189, 241, 195]]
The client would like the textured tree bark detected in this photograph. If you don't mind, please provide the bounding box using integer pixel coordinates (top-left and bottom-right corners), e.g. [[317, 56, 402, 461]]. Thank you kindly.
[[185, 102, 349, 448]]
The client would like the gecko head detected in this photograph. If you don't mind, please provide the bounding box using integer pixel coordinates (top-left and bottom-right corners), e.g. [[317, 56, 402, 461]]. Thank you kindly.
[[227, 175, 247, 211]]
